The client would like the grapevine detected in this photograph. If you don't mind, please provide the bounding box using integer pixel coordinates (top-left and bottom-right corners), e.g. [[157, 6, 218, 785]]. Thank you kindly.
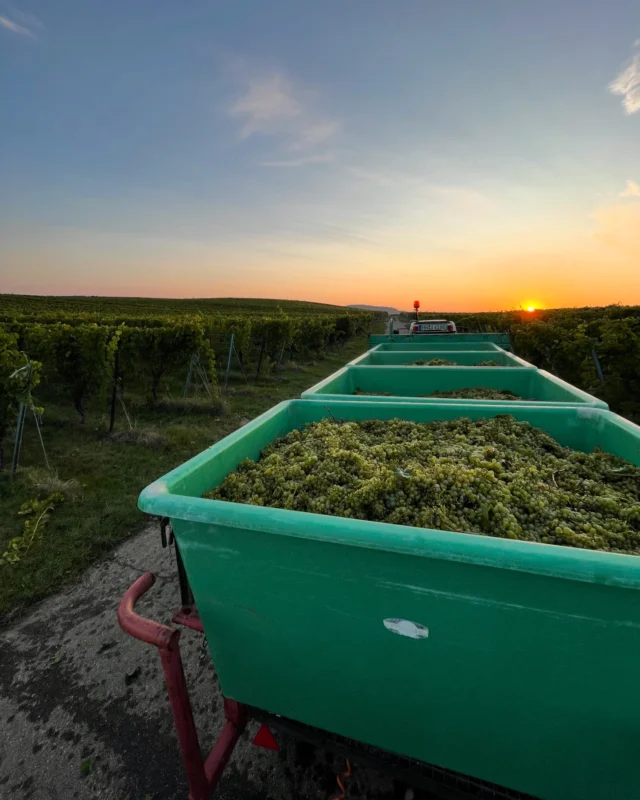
[[406, 306, 640, 414], [0, 492, 64, 567], [0, 328, 41, 470], [3, 304, 375, 424]]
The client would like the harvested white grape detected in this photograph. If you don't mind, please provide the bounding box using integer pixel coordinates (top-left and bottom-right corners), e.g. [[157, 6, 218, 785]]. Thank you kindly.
[[205, 416, 640, 553]]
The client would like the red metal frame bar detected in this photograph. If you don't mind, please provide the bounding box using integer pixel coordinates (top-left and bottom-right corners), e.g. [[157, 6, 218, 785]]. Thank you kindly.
[[172, 604, 204, 634], [117, 573, 249, 800]]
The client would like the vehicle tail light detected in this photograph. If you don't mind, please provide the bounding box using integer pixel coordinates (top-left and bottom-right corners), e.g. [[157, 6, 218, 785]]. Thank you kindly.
[[447, 324, 454, 331]]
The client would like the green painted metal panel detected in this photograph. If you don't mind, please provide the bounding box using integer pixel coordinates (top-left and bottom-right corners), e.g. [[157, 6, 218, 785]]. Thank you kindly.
[[349, 349, 533, 367], [301, 366, 608, 408], [369, 332, 512, 348], [374, 341, 503, 351], [140, 400, 640, 800]]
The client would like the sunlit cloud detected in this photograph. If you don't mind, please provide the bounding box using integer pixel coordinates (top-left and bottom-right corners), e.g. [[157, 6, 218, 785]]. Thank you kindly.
[[592, 203, 640, 256], [229, 69, 340, 150], [345, 166, 491, 209], [609, 42, 640, 114], [259, 152, 335, 168], [620, 179, 640, 198], [0, 10, 40, 39], [230, 72, 301, 139], [295, 120, 340, 149]]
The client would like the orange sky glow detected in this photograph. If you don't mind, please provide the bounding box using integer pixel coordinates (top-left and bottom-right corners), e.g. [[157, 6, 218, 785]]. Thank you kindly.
[[3, 3, 640, 314], [4, 196, 640, 312]]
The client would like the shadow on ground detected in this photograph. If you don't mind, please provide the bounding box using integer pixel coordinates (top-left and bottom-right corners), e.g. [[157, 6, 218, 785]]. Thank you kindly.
[[0, 526, 414, 800]]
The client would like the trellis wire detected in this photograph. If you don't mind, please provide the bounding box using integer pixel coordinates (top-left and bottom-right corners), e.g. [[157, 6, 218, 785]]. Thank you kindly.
[[11, 402, 27, 476], [32, 408, 51, 472], [277, 341, 286, 368], [183, 354, 196, 398], [224, 334, 235, 388], [591, 348, 605, 386], [224, 335, 249, 388], [118, 391, 134, 431], [193, 355, 213, 400]]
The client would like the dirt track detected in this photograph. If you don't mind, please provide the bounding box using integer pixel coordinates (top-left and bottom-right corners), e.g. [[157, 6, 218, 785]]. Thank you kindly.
[[0, 525, 407, 800]]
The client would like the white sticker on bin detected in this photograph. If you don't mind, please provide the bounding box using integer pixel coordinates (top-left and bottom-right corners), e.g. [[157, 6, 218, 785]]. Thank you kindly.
[[383, 619, 429, 639]]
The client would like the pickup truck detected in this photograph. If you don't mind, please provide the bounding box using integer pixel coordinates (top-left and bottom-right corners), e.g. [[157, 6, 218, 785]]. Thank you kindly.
[[410, 319, 457, 334]]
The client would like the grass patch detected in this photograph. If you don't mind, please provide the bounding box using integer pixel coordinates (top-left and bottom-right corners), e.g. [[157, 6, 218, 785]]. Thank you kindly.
[[21, 467, 82, 498], [108, 428, 167, 448], [152, 395, 228, 415], [0, 336, 371, 619]]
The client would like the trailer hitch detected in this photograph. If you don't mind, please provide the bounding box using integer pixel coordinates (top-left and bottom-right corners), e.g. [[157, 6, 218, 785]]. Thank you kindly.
[[117, 572, 248, 800]]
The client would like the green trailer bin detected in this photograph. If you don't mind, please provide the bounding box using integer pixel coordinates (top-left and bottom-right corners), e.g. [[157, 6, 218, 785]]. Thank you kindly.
[[349, 349, 533, 367], [139, 400, 640, 800], [374, 341, 503, 352], [369, 332, 512, 348], [301, 365, 608, 408]]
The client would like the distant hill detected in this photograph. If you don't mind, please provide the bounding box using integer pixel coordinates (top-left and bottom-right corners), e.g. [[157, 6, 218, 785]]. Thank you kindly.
[[348, 304, 399, 315], [0, 294, 357, 317]]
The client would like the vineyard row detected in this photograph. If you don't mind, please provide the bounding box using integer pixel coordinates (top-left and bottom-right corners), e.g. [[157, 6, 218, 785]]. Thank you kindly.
[[423, 307, 640, 415], [0, 311, 376, 449]]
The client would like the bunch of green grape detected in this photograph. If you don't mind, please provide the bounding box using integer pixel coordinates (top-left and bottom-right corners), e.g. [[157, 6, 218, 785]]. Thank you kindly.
[[205, 415, 640, 554], [411, 358, 457, 366], [429, 388, 523, 401], [352, 388, 523, 400], [409, 359, 500, 367]]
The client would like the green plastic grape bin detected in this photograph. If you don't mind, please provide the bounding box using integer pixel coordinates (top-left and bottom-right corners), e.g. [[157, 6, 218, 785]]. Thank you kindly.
[[369, 332, 511, 348], [374, 341, 503, 352], [301, 365, 608, 408], [348, 349, 533, 367], [139, 400, 640, 800]]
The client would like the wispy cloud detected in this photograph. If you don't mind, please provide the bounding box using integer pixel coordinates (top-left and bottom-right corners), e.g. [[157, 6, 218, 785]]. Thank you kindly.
[[0, 9, 41, 39], [346, 165, 492, 210], [609, 42, 640, 114], [345, 166, 411, 188], [230, 72, 301, 139], [260, 153, 335, 168], [229, 69, 340, 150], [295, 120, 340, 149], [620, 179, 640, 198]]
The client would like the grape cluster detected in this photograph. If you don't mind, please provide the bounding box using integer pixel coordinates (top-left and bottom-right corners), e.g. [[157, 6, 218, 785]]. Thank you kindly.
[[205, 416, 640, 554], [429, 388, 523, 401], [409, 358, 499, 367], [352, 388, 523, 400], [412, 358, 457, 366]]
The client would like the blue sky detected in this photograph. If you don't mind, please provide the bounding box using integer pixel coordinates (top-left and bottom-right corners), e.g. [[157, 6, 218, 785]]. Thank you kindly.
[[1, 0, 640, 309]]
